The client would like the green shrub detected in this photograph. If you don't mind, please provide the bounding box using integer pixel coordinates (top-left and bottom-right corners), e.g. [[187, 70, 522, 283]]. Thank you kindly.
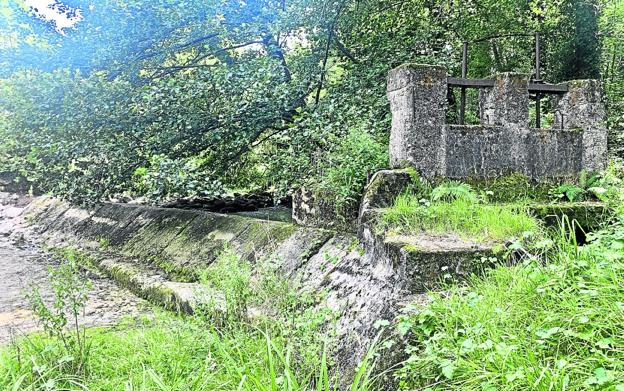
[[11, 251, 93, 388], [308, 128, 388, 224]]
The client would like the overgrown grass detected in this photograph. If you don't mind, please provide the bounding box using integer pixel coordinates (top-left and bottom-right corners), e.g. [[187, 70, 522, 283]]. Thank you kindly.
[[0, 248, 377, 390], [380, 193, 540, 242], [0, 314, 375, 390], [396, 221, 624, 390]]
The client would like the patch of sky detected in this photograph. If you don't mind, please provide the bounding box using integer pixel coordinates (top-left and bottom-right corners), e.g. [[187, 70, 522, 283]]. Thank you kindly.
[[24, 0, 82, 34]]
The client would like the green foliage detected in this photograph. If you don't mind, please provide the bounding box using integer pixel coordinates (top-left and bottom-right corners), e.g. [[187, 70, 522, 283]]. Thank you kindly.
[[431, 181, 478, 203], [596, 161, 624, 213], [0, 71, 142, 201], [395, 221, 624, 390], [303, 129, 388, 223], [199, 248, 338, 378], [381, 193, 540, 242], [2, 0, 618, 205], [552, 183, 587, 202], [133, 155, 223, 201], [23, 250, 92, 378], [548, 168, 622, 202], [199, 248, 253, 322], [601, 1, 624, 156]]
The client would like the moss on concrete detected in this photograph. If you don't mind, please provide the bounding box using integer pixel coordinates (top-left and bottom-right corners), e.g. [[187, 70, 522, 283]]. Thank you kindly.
[[429, 173, 553, 202], [121, 209, 197, 258], [384, 234, 497, 292], [29, 199, 340, 313], [527, 201, 610, 231]]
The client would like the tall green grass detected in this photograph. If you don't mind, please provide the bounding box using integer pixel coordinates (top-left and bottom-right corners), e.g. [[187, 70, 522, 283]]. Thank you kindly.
[[0, 314, 377, 390], [380, 194, 540, 242], [396, 221, 624, 390], [0, 247, 377, 390]]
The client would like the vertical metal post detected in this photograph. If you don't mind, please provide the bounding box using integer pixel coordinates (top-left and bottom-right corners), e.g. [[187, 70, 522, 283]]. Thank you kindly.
[[535, 32, 541, 81], [459, 41, 468, 125], [535, 32, 541, 128]]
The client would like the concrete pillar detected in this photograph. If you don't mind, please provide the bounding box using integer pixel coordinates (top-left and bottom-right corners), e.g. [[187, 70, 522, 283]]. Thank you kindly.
[[479, 73, 529, 127], [478, 73, 530, 174], [387, 64, 448, 177], [554, 80, 608, 173]]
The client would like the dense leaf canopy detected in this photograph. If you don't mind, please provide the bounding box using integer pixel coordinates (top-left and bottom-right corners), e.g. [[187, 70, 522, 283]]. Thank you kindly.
[[0, 0, 622, 212]]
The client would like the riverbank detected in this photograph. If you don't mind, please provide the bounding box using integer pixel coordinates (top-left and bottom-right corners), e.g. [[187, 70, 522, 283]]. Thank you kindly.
[[0, 193, 150, 344]]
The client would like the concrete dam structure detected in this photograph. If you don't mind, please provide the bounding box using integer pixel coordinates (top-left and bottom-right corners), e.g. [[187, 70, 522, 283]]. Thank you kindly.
[[387, 64, 608, 180]]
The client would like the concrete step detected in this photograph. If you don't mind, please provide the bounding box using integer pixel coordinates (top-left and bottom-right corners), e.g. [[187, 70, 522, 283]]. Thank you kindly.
[[78, 249, 224, 314]]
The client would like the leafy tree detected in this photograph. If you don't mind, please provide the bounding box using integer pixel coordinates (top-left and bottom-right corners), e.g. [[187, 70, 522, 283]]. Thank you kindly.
[[0, 0, 621, 210]]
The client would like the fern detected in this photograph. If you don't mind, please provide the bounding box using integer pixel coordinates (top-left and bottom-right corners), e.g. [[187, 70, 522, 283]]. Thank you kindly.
[[431, 181, 477, 203], [554, 184, 585, 201]]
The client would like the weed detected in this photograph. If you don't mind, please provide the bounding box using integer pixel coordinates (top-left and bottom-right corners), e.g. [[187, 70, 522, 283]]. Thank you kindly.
[[97, 237, 110, 249], [198, 248, 252, 322], [6, 251, 93, 389]]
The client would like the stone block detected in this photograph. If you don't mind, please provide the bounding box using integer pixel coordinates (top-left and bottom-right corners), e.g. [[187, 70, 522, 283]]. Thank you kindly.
[[553, 80, 608, 172], [479, 73, 529, 127], [292, 187, 340, 229], [388, 64, 448, 174]]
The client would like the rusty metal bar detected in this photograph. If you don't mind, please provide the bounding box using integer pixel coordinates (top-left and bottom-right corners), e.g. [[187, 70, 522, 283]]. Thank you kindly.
[[447, 77, 494, 88], [459, 41, 468, 125], [448, 77, 568, 93], [528, 83, 568, 93], [535, 32, 542, 82], [535, 32, 542, 128]]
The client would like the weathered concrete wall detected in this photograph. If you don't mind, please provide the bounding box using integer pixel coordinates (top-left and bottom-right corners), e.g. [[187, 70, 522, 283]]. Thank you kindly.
[[388, 64, 608, 180], [387, 64, 448, 174], [19, 197, 409, 385], [358, 170, 497, 292], [444, 125, 584, 178], [292, 187, 341, 229], [553, 80, 609, 173], [26, 198, 328, 279]]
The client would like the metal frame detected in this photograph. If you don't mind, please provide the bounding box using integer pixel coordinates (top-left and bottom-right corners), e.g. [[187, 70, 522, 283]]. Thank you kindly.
[[449, 32, 568, 127], [448, 77, 568, 93]]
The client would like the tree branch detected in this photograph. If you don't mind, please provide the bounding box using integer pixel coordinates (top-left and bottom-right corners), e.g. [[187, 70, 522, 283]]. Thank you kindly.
[[315, 28, 334, 105], [262, 34, 292, 82], [315, 0, 347, 105], [333, 35, 359, 63]]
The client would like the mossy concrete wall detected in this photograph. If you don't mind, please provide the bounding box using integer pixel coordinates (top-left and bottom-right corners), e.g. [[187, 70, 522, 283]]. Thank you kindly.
[[21, 197, 401, 384], [25, 198, 333, 281], [388, 65, 608, 180]]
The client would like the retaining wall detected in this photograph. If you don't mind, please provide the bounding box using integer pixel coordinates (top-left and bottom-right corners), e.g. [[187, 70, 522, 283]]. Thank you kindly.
[[21, 197, 412, 386]]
